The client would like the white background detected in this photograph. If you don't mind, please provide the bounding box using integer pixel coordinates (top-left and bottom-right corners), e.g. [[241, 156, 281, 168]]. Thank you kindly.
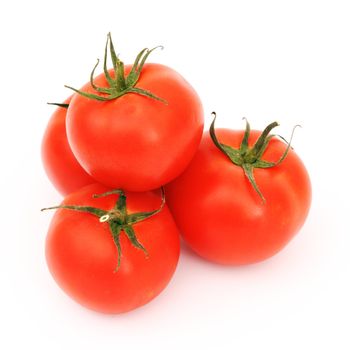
[[1, 1, 349, 349]]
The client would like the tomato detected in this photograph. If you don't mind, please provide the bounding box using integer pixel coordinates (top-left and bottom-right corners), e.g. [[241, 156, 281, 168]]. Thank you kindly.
[[65, 34, 203, 191], [41, 98, 94, 196], [44, 183, 180, 313], [165, 116, 312, 265]]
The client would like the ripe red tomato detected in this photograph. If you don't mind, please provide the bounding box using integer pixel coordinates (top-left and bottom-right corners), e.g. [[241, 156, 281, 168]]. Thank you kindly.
[[44, 183, 180, 314], [66, 35, 203, 191], [41, 99, 94, 196], [165, 118, 312, 265]]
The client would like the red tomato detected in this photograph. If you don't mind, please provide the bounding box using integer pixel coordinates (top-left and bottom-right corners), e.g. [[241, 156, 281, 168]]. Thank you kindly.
[[41, 99, 94, 196], [44, 183, 180, 313], [165, 120, 312, 265], [66, 37, 203, 191]]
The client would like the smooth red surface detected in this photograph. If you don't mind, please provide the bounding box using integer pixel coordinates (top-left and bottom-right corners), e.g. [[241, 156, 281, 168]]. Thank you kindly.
[[166, 129, 312, 265], [66, 63, 204, 191], [45, 183, 180, 314], [41, 98, 94, 196]]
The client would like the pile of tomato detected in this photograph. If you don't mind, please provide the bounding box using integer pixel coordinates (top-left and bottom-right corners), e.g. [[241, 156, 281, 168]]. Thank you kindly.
[[41, 34, 312, 314]]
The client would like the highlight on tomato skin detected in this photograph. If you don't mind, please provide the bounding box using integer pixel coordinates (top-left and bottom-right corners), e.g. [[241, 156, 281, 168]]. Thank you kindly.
[[41, 97, 94, 196], [165, 120, 312, 266], [43, 183, 180, 314]]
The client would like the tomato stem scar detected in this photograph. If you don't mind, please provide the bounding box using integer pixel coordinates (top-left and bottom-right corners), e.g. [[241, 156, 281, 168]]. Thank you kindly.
[[99, 215, 110, 222]]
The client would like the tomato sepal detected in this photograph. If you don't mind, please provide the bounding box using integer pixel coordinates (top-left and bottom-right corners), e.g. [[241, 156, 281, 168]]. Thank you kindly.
[[42, 188, 165, 271], [65, 33, 167, 104], [209, 112, 300, 202], [46, 102, 69, 109]]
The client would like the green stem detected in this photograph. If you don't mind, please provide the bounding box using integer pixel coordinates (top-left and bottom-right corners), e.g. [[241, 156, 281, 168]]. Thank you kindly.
[[65, 33, 167, 104], [41, 188, 165, 271], [209, 113, 299, 203]]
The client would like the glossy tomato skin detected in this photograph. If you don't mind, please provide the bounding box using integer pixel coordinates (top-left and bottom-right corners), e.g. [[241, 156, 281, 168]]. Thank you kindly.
[[45, 183, 180, 314], [41, 98, 94, 196], [66, 63, 204, 191], [165, 129, 312, 265]]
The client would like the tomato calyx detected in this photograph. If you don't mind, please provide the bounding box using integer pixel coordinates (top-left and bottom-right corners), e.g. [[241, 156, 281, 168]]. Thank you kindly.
[[42, 188, 165, 271], [65, 33, 167, 104], [209, 112, 299, 203], [47, 102, 69, 109]]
